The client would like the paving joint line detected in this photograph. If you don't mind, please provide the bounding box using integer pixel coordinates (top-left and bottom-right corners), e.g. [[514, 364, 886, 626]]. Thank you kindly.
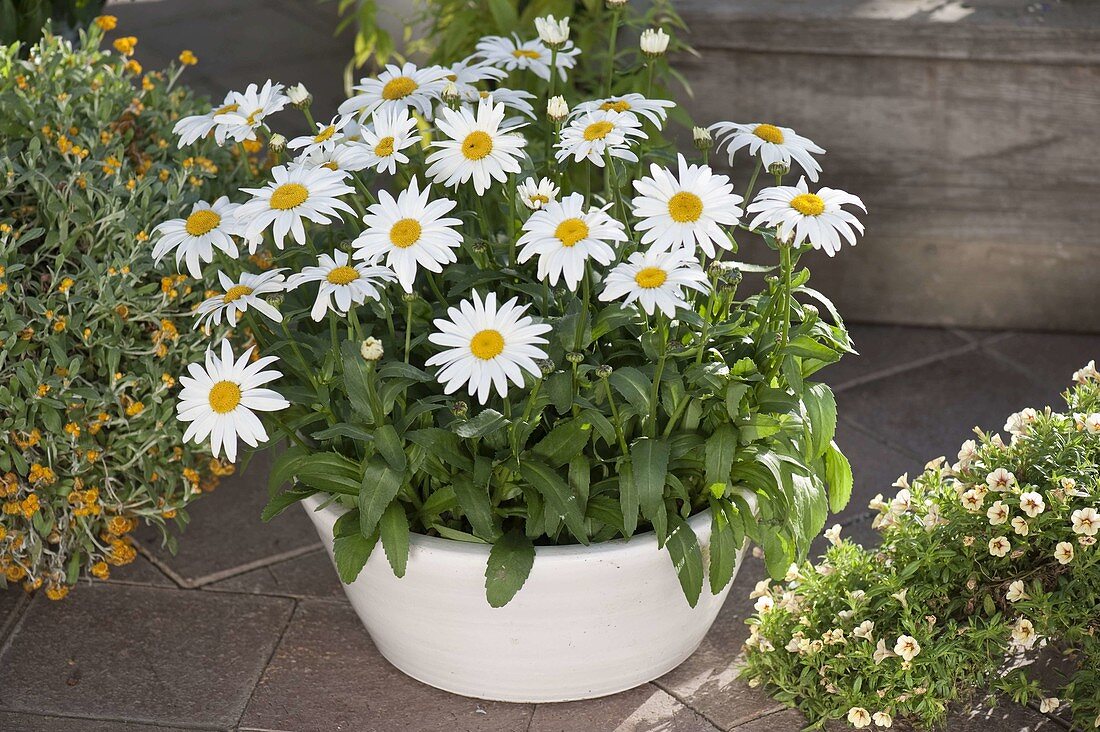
[[830, 341, 979, 395], [649, 679, 737, 731], [979, 343, 1054, 391], [725, 706, 793, 730], [234, 598, 300, 730], [838, 415, 925, 462], [0, 591, 33, 655], [0, 706, 229, 731]]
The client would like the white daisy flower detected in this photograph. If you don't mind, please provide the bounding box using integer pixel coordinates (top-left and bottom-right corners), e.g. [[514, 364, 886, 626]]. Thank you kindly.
[[517, 176, 559, 210], [569, 94, 675, 129], [631, 153, 743, 258], [746, 177, 866, 256], [290, 140, 375, 174], [237, 164, 355, 250], [176, 339, 290, 463], [194, 269, 287, 329], [339, 62, 449, 120], [173, 92, 245, 148], [287, 115, 352, 152], [357, 106, 421, 175], [288, 250, 396, 322], [152, 196, 242, 279], [351, 176, 463, 292], [445, 56, 508, 98], [556, 109, 646, 167], [462, 87, 537, 120], [599, 247, 709, 318], [710, 121, 825, 182], [474, 34, 580, 82], [516, 192, 627, 291], [425, 290, 551, 404], [425, 96, 526, 195], [212, 80, 289, 143]]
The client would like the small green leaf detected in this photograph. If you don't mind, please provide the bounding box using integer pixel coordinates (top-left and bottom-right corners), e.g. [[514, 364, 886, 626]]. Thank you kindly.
[[619, 461, 639, 537], [261, 487, 317, 522], [485, 529, 535, 608], [609, 366, 651, 413], [453, 468, 498, 541], [630, 437, 669, 523], [340, 340, 376, 422], [333, 531, 378, 583], [454, 409, 508, 438], [532, 418, 590, 467], [295, 452, 362, 496], [372, 424, 407, 472], [824, 440, 853, 513], [267, 445, 311, 497], [708, 505, 737, 595], [380, 502, 410, 577], [666, 515, 704, 607], [725, 382, 750, 419], [704, 425, 737, 492], [359, 458, 404, 536], [802, 383, 837, 459], [519, 459, 589, 544]]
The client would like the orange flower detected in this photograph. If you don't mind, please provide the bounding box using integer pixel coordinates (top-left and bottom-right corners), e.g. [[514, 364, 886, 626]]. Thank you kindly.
[[178, 50, 198, 66], [94, 15, 118, 31], [113, 36, 137, 56]]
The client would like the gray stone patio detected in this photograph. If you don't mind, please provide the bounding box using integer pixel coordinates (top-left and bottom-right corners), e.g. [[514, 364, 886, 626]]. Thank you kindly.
[[2, 325, 1096, 731]]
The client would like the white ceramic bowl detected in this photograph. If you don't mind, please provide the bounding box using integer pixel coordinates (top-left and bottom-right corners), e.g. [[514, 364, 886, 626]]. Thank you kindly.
[[301, 493, 747, 703]]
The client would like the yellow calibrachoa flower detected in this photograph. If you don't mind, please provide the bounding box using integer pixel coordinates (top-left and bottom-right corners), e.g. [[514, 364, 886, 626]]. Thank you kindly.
[[179, 50, 198, 66], [94, 15, 118, 31]]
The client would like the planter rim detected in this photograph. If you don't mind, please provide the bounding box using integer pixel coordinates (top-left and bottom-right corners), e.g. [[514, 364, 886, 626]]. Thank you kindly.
[[302, 492, 719, 562]]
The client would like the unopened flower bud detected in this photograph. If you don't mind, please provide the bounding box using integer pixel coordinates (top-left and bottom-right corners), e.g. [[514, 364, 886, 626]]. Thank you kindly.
[[401, 291, 418, 303], [287, 83, 312, 109], [471, 241, 488, 254], [267, 294, 284, 308], [706, 260, 725, 278], [547, 95, 569, 122], [268, 133, 287, 152], [451, 400, 469, 418], [692, 126, 712, 151], [767, 161, 790, 177], [360, 337, 383, 361], [538, 358, 556, 376], [442, 81, 460, 104], [595, 364, 613, 379], [535, 15, 570, 48], [565, 351, 584, 364], [606, 0, 628, 7], [640, 28, 670, 57]]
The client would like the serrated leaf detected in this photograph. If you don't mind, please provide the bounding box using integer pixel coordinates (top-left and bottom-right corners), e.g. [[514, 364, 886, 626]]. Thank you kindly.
[[358, 458, 404, 536], [333, 531, 378, 583], [630, 437, 669, 522], [666, 515, 704, 607], [379, 501, 410, 577], [453, 469, 498, 541], [261, 487, 317, 522], [704, 424, 737, 492], [372, 423, 406, 472], [519, 459, 589, 544], [484, 529, 535, 608], [709, 504, 737, 595]]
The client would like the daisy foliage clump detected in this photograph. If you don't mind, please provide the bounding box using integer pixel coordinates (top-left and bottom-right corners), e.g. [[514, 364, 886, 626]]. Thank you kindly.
[[0, 23, 259, 599], [742, 366, 1100, 730], [161, 3, 866, 606]]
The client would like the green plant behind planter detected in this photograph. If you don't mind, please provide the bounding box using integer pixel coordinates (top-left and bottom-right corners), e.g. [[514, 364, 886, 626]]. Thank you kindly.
[[0, 0, 106, 44], [0, 22, 260, 598], [742, 365, 1100, 730]]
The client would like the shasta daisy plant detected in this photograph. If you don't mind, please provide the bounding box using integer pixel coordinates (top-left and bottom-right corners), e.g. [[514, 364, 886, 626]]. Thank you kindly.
[[159, 2, 865, 607]]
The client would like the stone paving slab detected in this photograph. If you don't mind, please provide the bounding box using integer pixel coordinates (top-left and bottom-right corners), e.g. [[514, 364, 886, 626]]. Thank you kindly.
[[823, 324, 972, 392], [0, 584, 293, 728], [0, 711, 206, 731], [989, 332, 1100, 391], [528, 684, 721, 732], [206, 548, 345, 600]]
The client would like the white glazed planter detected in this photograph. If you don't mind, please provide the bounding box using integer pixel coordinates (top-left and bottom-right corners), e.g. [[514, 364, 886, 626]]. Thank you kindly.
[[302, 492, 748, 703]]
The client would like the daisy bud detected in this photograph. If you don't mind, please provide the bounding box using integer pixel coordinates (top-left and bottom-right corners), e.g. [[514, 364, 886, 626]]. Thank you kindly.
[[401, 291, 418, 303], [547, 95, 569, 122], [640, 28, 670, 58], [287, 83, 312, 109], [566, 351, 584, 364], [692, 126, 712, 151], [535, 15, 570, 48], [606, 0, 628, 6], [767, 161, 790, 176], [360, 337, 384, 361], [539, 359, 557, 376], [442, 81, 460, 105], [595, 364, 613, 379], [268, 133, 287, 152], [451, 400, 469, 418]]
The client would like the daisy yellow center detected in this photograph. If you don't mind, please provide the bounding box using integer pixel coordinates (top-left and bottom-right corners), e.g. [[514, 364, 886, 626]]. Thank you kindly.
[[326, 265, 360, 285], [529, 194, 549, 205], [634, 267, 667, 289], [512, 49, 541, 59], [479, 90, 491, 99], [208, 380, 241, 414], [184, 209, 221, 236], [270, 183, 309, 210], [382, 76, 418, 100], [470, 329, 505, 360], [214, 103, 239, 115], [583, 120, 614, 141], [462, 130, 494, 160], [322, 162, 339, 171], [554, 218, 589, 247], [222, 285, 253, 303], [600, 100, 632, 113], [390, 218, 422, 248], [313, 125, 336, 143], [245, 109, 261, 126], [374, 136, 395, 157], [789, 193, 825, 217], [753, 124, 785, 144], [668, 191, 703, 223]]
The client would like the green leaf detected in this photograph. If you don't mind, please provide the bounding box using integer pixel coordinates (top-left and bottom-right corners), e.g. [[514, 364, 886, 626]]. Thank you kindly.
[[760, 529, 795, 580], [609, 366, 651, 413], [545, 370, 573, 414], [484, 529, 535, 608], [405, 428, 471, 472], [824, 441, 854, 513], [372, 423, 407, 472], [340, 340, 375, 422], [802, 383, 837, 459], [295, 452, 362, 496], [333, 531, 378, 583], [261, 487, 317, 522], [785, 335, 838, 362], [725, 382, 750, 419], [709, 503, 738, 594], [379, 501, 410, 577], [532, 418, 590, 467], [453, 467, 498, 541], [454, 409, 508, 438], [704, 424, 737, 492], [619, 461, 639, 537], [358, 458, 404, 536], [666, 515, 704, 607], [630, 437, 669, 522], [568, 454, 591, 506], [267, 445, 311, 497], [519, 459, 589, 544]]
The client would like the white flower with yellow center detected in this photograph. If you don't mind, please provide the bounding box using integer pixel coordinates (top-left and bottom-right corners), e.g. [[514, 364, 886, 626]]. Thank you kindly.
[[570, 94, 675, 129], [288, 250, 396, 322], [152, 196, 242, 279], [176, 340, 289, 463], [195, 269, 287, 329], [462, 87, 537, 120], [1072, 507, 1100, 536], [212, 80, 289, 143], [517, 176, 559, 210], [516, 192, 627, 291], [290, 140, 374, 174], [445, 56, 508, 99], [357, 106, 421, 175], [710, 121, 825, 182], [599, 247, 709, 318], [339, 62, 449, 120], [351, 176, 463, 292], [173, 92, 245, 147], [631, 153, 743, 258], [425, 96, 526, 195], [287, 115, 352, 152], [237, 164, 355, 250], [474, 34, 580, 82], [747, 177, 865, 256], [556, 109, 646, 166], [426, 290, 551, 404]]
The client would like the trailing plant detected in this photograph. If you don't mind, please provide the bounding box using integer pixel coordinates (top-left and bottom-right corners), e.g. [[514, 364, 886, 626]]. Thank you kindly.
[[742, 364, 1100, 730], [0, 19, 259, 598], [159, 2, 865, 606]]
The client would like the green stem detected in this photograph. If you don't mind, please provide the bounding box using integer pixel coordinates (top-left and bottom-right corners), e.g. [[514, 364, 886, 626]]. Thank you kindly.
[[403, 298, 414, 364], [604, 9, 622, 96], [743, 159, 763, 207], [647, 317, 668, 437], [546, 47, 558, 173], [602, 378, 630, 455], [768, 243, 793, 382]]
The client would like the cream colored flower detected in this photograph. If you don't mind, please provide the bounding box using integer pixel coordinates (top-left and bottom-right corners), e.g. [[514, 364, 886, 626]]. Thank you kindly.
[[1055, 541, 1075, 565], [749, 579, 771, 599], [988, 536, 1011, 557], [1019, 491, 1045, 517], [1040, 698, 1060, 714], [1072, 507, 1100, 536], [986, 467, 1016, 491], [1004, 408, 1038, 436], [1011, 617, 1037, 649], [961, 489, 984, 512], [824, 524, 842, 546], [1011, 516, 1030, 536], [956, 439, 979, 470], [872, 711, 893, 728], [847, 707, 872, 728], [784, 563, 801, 582], [853, 620, 875, 641], [1006, 579, 1027, 602], [987, 500, 1009, 525], [754, 595, 775, 613], [873, 638, 894, 664], [1072, 360, 1098, 384], [893, 635, 920, 662]]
